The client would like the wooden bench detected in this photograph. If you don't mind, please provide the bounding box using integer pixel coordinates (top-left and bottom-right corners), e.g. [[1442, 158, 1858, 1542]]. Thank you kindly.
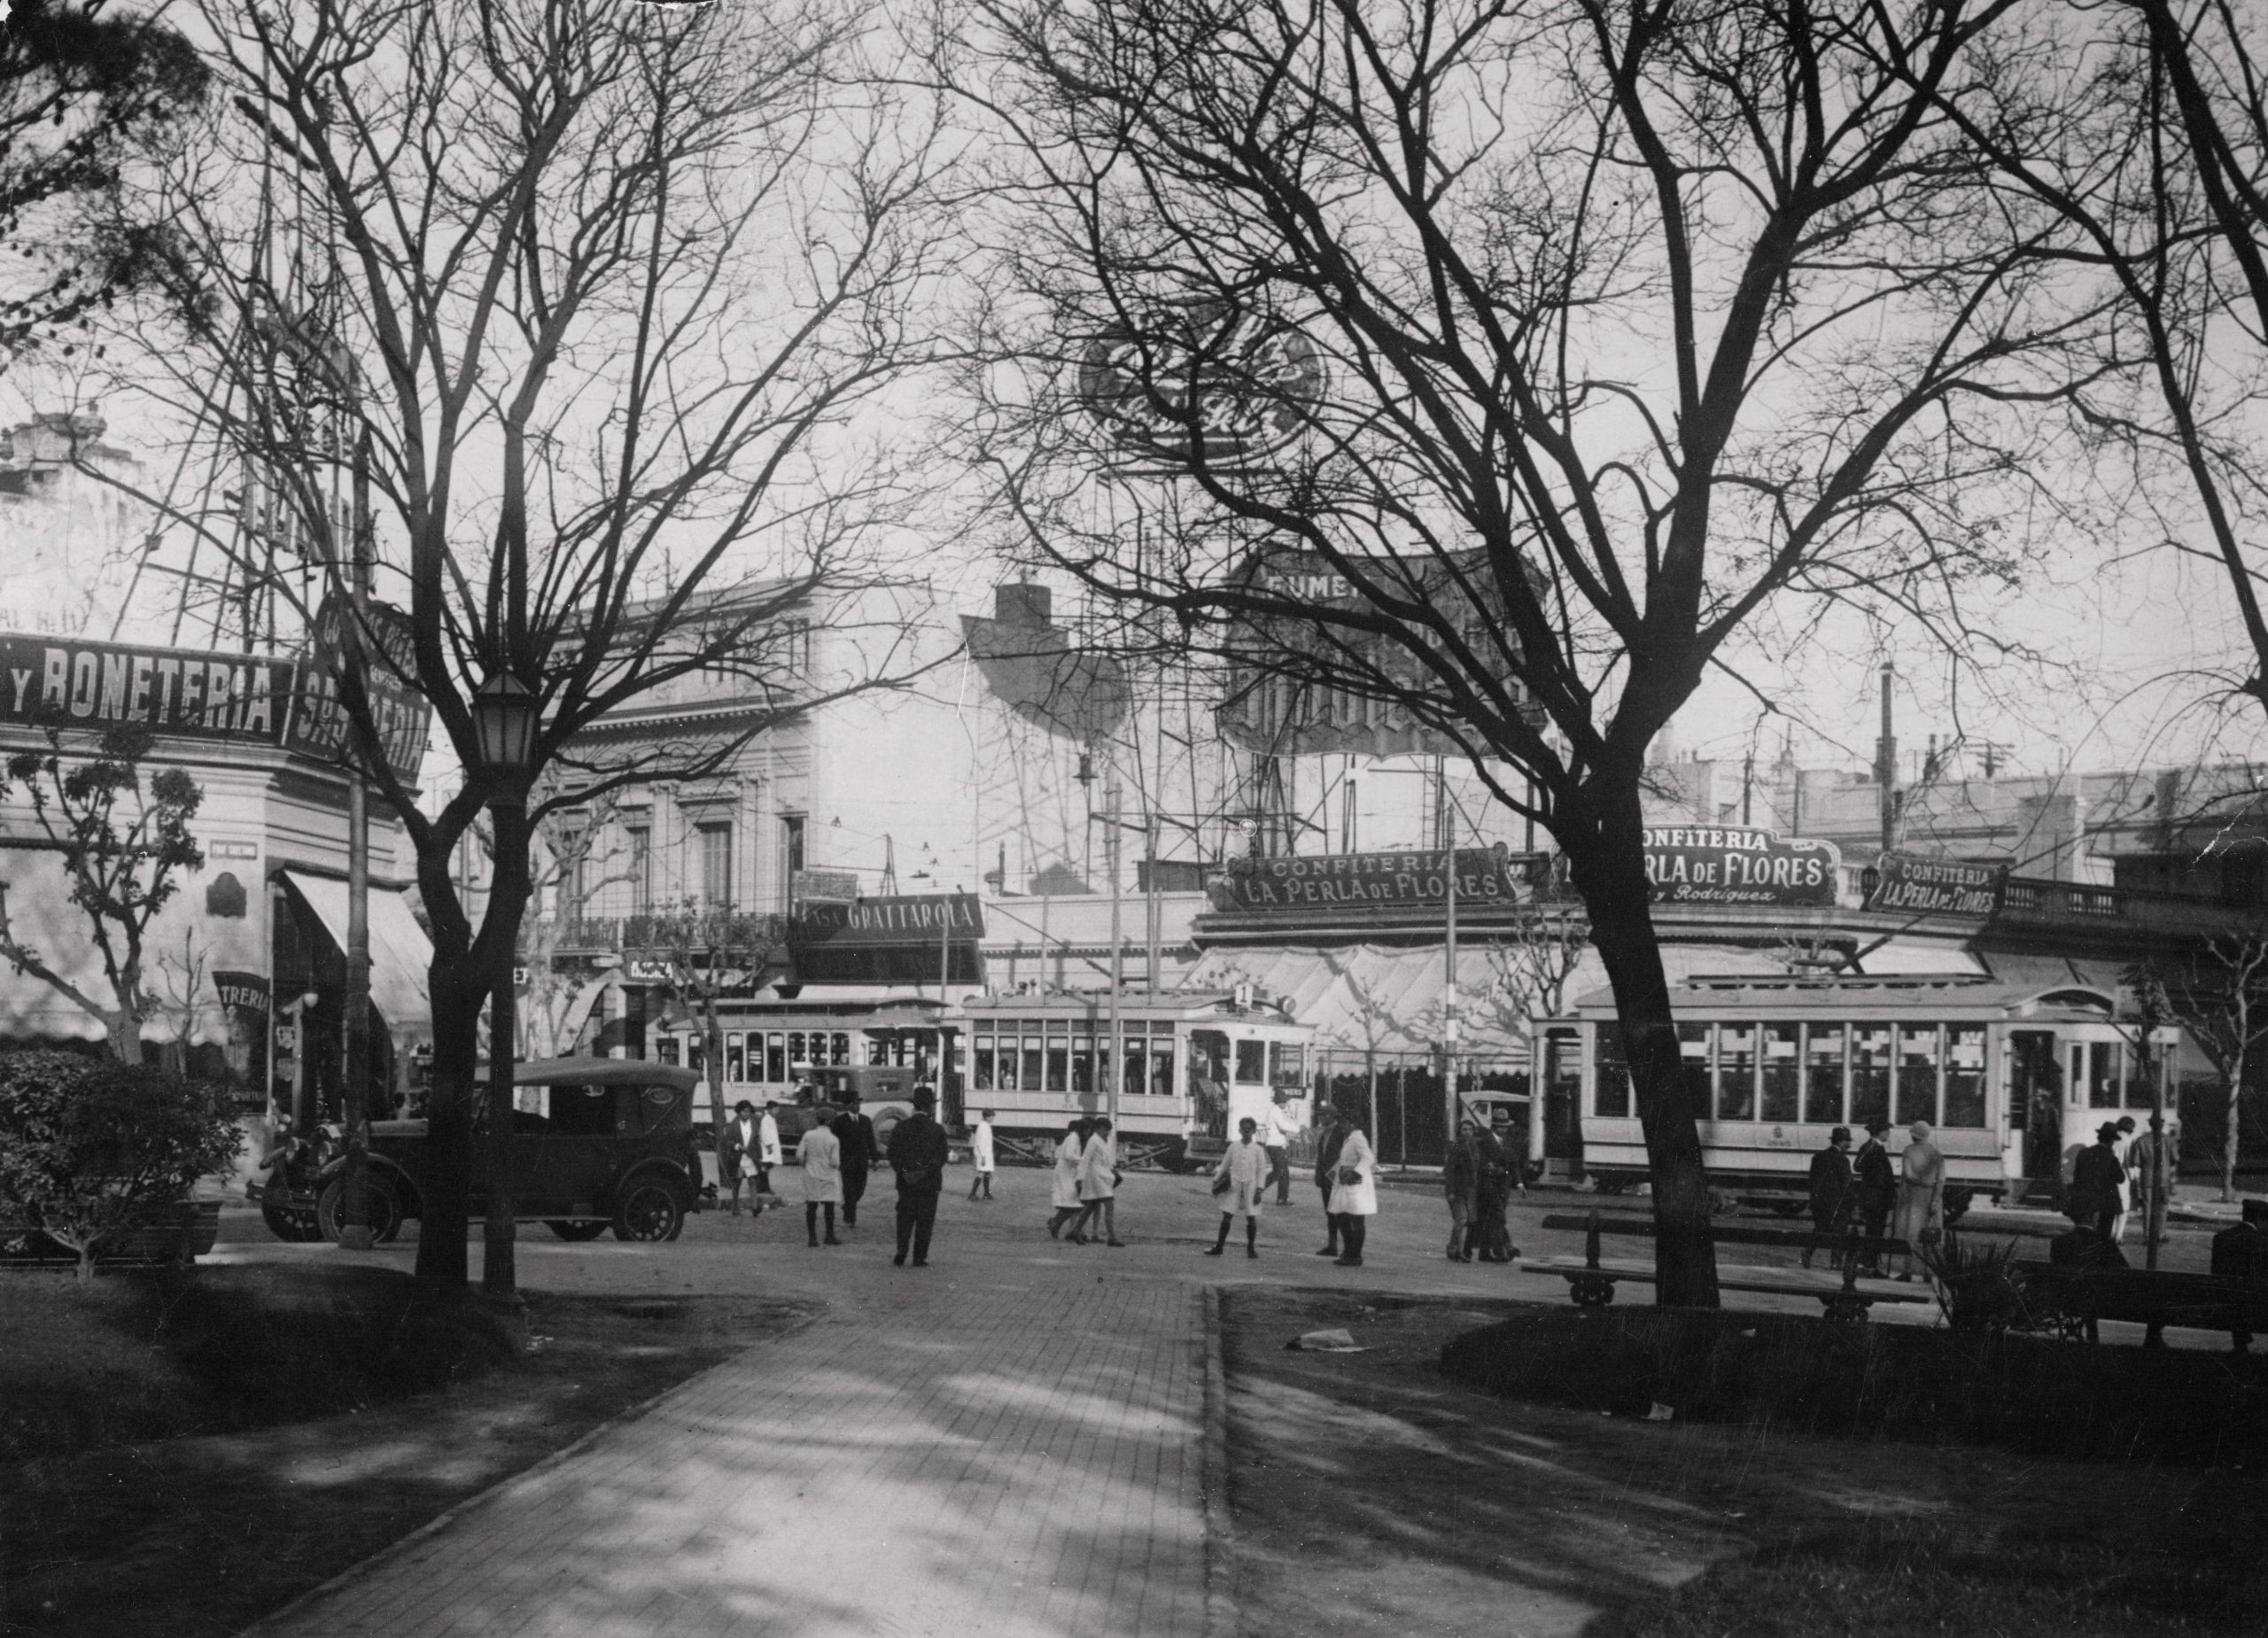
[[2014, 1261, 2268, 1352], [1524, 1209, 1930, 1324], [0, 1199, 223, 1268]]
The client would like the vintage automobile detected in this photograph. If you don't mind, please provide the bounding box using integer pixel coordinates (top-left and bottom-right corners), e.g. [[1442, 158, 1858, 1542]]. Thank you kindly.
[[249, 1057, 709, 1244]]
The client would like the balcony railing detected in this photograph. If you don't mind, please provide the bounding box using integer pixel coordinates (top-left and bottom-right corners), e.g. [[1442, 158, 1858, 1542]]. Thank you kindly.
[[1994, 876, 2259, 935]]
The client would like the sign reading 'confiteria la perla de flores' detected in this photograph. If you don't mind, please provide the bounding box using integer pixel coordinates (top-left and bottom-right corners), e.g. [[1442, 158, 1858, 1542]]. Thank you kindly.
[[1643, 827, 1841, 907]]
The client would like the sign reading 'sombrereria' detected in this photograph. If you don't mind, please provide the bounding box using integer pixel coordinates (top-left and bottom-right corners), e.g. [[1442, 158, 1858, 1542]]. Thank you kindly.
[[1643, 827, 1839, 906], [1864, 851, 2007, 919], [0, 633, 291, 743]]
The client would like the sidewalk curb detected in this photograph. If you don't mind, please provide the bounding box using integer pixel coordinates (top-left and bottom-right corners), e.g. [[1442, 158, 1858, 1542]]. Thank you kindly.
[[228, 1314, 792, 1638], [1201, 1283, 1238, 1638]]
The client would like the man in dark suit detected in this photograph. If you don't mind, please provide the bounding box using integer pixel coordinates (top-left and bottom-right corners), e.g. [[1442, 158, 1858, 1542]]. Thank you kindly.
[[831, 1096, 882, 1228], [889, 1087, 951, 1267], [1311, 1104, 1347, 1258], [719, 1100, 761, 1216], [1852, 1117, 1895, 1274], [1801, 1126, 1854, 1268]]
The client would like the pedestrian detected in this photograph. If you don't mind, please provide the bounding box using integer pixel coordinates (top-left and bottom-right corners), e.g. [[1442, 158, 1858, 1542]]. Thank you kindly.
[[2111, 1114, 2139, 1242], [831, 1096, 881, 1228], [1328, 1109, 1378, 1268], [757, 1100, 782, 1212], [798, 1115, 843, 1246], [721, 1099, 761, 1216], [2129, 1116, 2177, 1240], [2210, 1199, 2268, 1352], [1852, 1116, 1895, 1274], [889, 1086, 951, 1267], [1048, 1117, 1089, 1238], [2069, 1121, 2127, 1238], [1312, 1103, 1348, 1258], [1801, 1125, 1854, 1269], [1262, 1091, 1299, 1206], [1442, 1117, 1481, 1261], [1893, 1120, 1946, 1281], [1471, 1119, 1516, 1262], [968, 1108, 997, 1201], [1206, 1116, 1270, 1258], [1069, 1116, 1124, 1246]]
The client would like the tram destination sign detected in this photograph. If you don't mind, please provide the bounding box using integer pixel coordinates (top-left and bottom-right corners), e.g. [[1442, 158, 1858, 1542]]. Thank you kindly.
[[1209, 847, 1515, 912], [788, 892, 986, 984], [0, 633, 291, 744], [1865, 851, 2007, 919], [1643, 827, 1838, 907]]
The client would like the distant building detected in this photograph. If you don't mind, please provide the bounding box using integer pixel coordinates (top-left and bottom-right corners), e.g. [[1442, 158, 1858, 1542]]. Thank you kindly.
[[0, 410, 159, 642]]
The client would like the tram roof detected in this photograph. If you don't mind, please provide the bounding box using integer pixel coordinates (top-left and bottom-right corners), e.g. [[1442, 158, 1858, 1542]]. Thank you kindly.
[[957, 987, 1307, 1027], [1569, 974, 2121, 1019]]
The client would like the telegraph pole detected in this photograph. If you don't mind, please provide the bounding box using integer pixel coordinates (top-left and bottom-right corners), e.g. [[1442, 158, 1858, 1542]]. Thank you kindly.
[[338, 432, 376, 1253], [1875, 662, 1899, 854], [1106, 769, 1124, 1127]]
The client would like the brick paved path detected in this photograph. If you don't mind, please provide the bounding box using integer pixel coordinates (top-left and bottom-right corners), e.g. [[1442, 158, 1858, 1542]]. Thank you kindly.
[[241, 1229, 1208, 1638]]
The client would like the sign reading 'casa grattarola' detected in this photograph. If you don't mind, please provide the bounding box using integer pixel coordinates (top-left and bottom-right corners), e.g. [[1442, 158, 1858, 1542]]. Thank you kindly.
[[0, 633, 291, 743], [1210, 847, 1515, 912], [788, 892, 987, 985], [1643, 827, 1840, 907]]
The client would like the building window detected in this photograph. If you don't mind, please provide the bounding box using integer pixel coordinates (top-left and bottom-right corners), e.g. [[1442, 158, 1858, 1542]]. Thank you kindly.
[[698, 821, 733, 910], [556, 830, 585, 920], [626, 826, 651, 913], [1594, 1025, 1630, 1118], [781, 814, 805, 905]]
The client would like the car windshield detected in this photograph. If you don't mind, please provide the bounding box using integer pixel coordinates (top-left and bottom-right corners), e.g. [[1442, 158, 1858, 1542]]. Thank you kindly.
[[547, 1086, 617, 1137]]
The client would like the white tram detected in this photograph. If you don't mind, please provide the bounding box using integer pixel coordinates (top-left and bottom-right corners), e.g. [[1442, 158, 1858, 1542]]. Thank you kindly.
[[959, 989, 1316, 1171], [1569, 974, 2179, 1217]]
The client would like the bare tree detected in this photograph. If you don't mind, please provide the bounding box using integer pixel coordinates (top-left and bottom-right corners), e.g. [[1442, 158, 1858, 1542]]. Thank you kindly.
[[517, 799, 632, 1064], [2162, 931, 2268, 1204], [633, 901, 790, 1159], [111, 0, 952, 1289], [0, 722, 203, 1061], [944, 0, 2092, 1304]]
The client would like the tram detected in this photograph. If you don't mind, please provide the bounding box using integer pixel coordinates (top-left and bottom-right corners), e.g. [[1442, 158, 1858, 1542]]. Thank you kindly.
[[958, 989, 1316, 1171], [649, 995, 961, 1127], [1567, 972, 2180, 1217]]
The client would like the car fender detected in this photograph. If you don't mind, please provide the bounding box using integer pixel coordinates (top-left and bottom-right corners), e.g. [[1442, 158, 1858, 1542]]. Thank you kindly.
[[314, 1154, 423, 1220], [611, 1156, 696, 1209]]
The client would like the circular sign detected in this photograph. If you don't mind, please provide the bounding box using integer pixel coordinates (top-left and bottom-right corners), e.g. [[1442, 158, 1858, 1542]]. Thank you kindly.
[[1076, 297, 1325, 470]]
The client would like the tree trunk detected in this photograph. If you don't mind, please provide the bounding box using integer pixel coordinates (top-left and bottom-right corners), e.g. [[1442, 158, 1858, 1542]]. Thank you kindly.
[[2227, 1075, 2242, 1205], [75, 1240, 98, 1284], [413, 972, 485, 1285], [484, 964, 519, 1299], [105, 1007, 140, 1066], [1565, 784, 1720, 1308]]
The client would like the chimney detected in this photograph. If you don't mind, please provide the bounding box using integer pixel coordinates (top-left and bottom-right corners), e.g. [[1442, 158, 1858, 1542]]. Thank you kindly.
[[995, 580, 1052, 626]]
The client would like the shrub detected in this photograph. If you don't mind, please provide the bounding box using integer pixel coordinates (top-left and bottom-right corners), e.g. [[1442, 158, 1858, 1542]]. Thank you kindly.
[[0, 1050, 242, 1283], [1919, 1230, 2032, 1332]]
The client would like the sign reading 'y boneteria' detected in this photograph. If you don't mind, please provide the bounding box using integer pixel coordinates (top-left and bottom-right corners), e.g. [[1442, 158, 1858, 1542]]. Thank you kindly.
[[0, 634, 291, 742]]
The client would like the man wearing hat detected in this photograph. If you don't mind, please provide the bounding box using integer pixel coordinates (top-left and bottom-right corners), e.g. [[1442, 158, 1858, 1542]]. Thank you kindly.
[[720, 1100, 762, 1216], [2210, 1199, 2268, 1352], [2069, 1122, 2129, 1238], [889, 1086, 951, 1267], [1852, 1117, 1896, 1274]]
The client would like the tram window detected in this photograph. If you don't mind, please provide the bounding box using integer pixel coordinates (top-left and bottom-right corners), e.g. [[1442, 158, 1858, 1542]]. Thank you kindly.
[[2123, 1043, 2159, 1110], [1045, 1033, 1068, 1093], [1716, 1023, 1758, 1121], [2087, 1042, 2119, 1108], [973, 1036, 995, 1091], [1802, 1025, 1845, 1124], [1945, 1025, 1988, 1128], [684, 1035, 704, 1076], [726, 1032, 746, 1083], [1595, 1026, 1631, 1117], [1147, 1029, 1175, 1097], [767, 1033, 788, 1083], [1760, 1024, 1799, 1122], [1270, 1042, 1307, 1089], [1678, 1024, 1713, 1120], [1896, 1025, 1940, 1125], [787, 1032, 805, 1074], [1122, 1033, 1147, 1098], [1850, 1026, 1891, 1130], [656, 1035, 680, 1067], [1021, 1031, 1043, 1091], [1071, 1034, 1093, 1094], [1235, 1040, 1267, 1084]]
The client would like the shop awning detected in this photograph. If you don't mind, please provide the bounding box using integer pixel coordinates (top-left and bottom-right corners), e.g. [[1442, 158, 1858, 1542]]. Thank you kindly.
[[279, 871, 433, 1039]]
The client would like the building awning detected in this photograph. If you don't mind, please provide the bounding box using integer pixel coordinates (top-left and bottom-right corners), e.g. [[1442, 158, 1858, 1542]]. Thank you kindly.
[[279, 871, 433, 1039]]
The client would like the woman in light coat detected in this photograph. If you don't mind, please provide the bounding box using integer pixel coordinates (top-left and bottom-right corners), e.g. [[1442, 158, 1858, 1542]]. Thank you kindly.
[[1070, 1116, 1122, 1246], [1328, 1112, 1379, 1268], [798, 1118, 843, 1248], [1207, 1116, 1270, 1258], [1048, 1118, 1090, 1238], [1893, 1120, 1945, 1281]]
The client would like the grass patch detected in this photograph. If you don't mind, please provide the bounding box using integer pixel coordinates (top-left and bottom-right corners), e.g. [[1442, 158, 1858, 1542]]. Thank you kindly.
[[0, 1263, 518, 1462], [2, 1270, 816, 1638], [1439, 1306, 2268, 1466], [1589, 1512, 2264, 1638]]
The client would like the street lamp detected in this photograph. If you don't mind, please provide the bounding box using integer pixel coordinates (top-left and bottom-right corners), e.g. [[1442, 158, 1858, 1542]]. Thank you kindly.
[[470, 666, 539, 1313], [471, 669, 540, 795]]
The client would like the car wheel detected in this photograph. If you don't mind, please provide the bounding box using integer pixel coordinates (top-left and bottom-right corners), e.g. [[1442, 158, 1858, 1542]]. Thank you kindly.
[[612, 1179, 684, 1243], [317, 1173, 401, 1245], [261, 1202, 317, 1242], [548, 1220, 610, 1241]]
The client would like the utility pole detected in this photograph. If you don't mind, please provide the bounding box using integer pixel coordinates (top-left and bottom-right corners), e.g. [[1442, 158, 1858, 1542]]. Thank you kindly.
[[1440, 769, 1459, 1159], [1875, 662, 1899, 854], [1144, 810, 1161, 995], [1106, 767, 1124, 1127], [338, 430, 376, 1253]]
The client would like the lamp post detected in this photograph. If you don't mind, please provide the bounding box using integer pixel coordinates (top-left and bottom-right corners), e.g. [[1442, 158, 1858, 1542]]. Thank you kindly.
[[471, 669, 540, 1305]]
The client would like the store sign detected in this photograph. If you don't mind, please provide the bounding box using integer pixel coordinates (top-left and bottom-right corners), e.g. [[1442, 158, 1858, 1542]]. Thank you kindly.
[[0, 633, 291, 743], [1865, 851, 2006, 919], [1643, 827, 1838, 906], [1208, 847, 1515, 912], [788, 892, 986, 984], [213, 970, 270, 1095], [791, 868, 862, 904], [1215, 547, 1543, 757], [284, 595, 431, 784], [1076, 296, 1326, 472]]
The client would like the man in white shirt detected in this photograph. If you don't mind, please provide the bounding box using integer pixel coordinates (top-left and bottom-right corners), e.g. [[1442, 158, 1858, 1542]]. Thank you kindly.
[[968, 1109, 997, 1200], [1262, 1092, 1301, 1206], [757, 1101, 783, 1214]]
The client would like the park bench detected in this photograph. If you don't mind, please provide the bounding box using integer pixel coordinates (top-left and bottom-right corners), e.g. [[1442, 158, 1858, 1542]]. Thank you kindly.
[[1524, 1209, 1931, 1324], [0, 1199, 222, 1268], [2014, 1261, 2268, 1352]]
